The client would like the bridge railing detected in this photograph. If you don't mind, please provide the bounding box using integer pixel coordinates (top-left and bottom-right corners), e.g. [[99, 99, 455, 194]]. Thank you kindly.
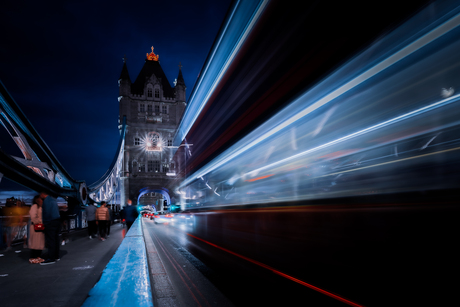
[[87, 116, 126, 203]]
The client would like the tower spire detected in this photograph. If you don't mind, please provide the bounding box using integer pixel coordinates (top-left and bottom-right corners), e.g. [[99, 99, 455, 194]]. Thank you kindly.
[[176, 62, 185, 86], [119, 56, 131, 82]]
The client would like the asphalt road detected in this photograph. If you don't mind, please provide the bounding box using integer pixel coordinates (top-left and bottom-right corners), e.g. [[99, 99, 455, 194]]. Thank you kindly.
[[142, 216, 346, 307], [142, 217, 234, 307], [142, 201, 460, 307]]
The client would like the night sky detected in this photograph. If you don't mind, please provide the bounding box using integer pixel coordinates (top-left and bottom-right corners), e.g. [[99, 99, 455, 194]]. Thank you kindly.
[[0, 0, 232, 199]]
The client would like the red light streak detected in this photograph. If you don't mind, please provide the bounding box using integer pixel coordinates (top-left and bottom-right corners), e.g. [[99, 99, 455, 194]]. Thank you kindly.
[[186, 233, 364, 307], [244, 174, 274, 182]]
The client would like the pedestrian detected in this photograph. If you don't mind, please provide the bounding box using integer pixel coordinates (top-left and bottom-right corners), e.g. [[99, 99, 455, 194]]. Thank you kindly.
[[85, 203, 97, 239], [120, 208, 125, 227], [60, 205, 69, 245], [28, 195, 45, 264], [96, 202, 110, 241], [106, 205, 113, 237], [124, 199, 138, 230], [3, 199, 25, 251], [39, 191, 60, 265]]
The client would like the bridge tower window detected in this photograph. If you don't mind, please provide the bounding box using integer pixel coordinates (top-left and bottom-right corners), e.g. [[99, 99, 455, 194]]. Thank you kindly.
[[138, 162, 145, 172], [155, 89, 160, 98], [153, 161, 160, 172], [147, 105, 153, 113], [148, 160, 153, 172], [134, 137, 140, 146], [140, 104, 145, 112], [155, 105, 160, 113], [147, 88, 152, 97], [162, 105, 167, 114]]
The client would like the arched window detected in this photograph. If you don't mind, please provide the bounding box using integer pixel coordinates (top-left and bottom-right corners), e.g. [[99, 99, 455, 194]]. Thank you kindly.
[[155, 88, 160, 98], [147, 88, 153, 97]]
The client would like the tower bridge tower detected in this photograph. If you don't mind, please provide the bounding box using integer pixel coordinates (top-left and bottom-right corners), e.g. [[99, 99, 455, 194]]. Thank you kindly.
[[118, 47, 186, 209]]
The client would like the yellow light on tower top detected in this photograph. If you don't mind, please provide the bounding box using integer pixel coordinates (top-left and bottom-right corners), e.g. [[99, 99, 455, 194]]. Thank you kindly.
[[146, 46, 159, 61]]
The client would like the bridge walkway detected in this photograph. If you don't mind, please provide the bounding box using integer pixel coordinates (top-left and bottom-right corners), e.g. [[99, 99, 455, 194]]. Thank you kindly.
[[0, 222, 126, 307]]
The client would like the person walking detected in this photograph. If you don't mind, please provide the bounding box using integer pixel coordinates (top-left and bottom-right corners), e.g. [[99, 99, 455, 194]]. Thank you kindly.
[[124, 199, 138, 231], [60, 205, 69, 245], [28, 195, 45, 264], [85, 203, 97, 239], [96, 202, 110, 241], [106, 205, 113, 237], [39, 191, 60, 265]]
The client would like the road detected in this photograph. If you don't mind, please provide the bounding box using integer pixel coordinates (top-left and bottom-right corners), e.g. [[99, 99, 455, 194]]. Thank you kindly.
[[142, 201, 459, 307], [142, 215, 347, 306]]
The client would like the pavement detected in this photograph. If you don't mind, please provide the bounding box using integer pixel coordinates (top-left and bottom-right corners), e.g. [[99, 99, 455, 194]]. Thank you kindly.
[[0, 223, 126, 307]]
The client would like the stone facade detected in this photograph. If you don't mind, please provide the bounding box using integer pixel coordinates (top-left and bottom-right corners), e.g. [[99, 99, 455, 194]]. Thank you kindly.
[[118, 48, 186, 209]]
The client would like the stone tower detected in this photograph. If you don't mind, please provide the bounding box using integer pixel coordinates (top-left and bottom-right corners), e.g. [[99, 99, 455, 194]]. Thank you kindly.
[[118, 47, 186, 208]]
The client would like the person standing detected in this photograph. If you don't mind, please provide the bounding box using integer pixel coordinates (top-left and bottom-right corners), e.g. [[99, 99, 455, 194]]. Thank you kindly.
[[124, 199, 138, 231], [96, 202, 110, 241], [28, 195, 45, 264], [39, 191, 60, 265], [106, 205, 113, 237], [85, 203, 97, 239]]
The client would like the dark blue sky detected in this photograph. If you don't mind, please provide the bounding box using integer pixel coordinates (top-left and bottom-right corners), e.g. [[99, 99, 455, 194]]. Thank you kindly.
[[0, 0, 232, 195]]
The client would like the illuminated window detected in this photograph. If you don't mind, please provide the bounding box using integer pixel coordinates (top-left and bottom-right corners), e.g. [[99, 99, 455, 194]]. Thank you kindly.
[[167, 139, 172, 146], [155, 89, 159, 98], [162, 106, 167, 114], [155, 105, 160, 113], [147, 89, 152, 97], [163, 163, 169, 173], [139, 162, 145, 172], [134, 137, 140, 145], [140, 104, 145, 112], [153, 161, 160, 172], [147, 105, 153, 112]]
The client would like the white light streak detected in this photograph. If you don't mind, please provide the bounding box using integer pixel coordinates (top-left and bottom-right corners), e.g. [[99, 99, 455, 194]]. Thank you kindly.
[[176, 0, 270, 143], [180, 12, 460, 188], [243, 94, 460, 177]]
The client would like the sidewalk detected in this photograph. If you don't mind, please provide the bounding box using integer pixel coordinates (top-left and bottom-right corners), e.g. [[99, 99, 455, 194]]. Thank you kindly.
[[0, 223, 125, 307]]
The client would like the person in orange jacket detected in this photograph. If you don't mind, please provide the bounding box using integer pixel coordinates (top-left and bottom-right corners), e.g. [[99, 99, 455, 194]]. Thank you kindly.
[[96, 202, 110, 241]]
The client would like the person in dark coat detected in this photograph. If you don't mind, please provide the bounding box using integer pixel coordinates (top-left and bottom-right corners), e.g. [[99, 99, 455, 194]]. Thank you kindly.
[[106, 205, 113, 237], [85, 203, 97, 239], [39, 191, 60, 265], [124, 199, 138, 230]]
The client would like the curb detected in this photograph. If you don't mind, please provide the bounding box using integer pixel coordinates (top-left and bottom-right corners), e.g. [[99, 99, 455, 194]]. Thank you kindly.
[[81, 217, 154, 307]]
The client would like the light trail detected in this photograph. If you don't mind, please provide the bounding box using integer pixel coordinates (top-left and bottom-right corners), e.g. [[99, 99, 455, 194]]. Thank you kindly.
[[242, 94, 460, 178], [175, 0, 270, 144], [180, 10, 460, 187], [317, 146, 460, 179], [186, 232, 365, 307]]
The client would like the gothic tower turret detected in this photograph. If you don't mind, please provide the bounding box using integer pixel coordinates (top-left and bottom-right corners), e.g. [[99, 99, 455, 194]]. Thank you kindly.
[[118, 56, 131, 125], [174, 62, 186, 103]]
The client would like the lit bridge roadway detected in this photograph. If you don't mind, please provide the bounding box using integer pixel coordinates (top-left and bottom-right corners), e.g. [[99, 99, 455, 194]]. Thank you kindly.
[[2, 0, 460, 306]]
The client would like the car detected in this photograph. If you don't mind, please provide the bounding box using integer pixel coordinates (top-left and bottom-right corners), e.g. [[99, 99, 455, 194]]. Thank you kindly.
[[153, 213, 174, 224]]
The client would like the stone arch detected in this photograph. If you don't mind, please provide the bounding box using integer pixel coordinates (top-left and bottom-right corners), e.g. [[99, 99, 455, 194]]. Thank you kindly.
[[137, 187, 171, 212]]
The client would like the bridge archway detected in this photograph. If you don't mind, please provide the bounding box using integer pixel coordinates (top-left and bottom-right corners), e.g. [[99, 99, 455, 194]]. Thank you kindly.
[[137, 187, 171, 212]]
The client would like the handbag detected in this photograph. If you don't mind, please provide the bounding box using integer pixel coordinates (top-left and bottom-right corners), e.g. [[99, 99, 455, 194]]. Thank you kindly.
[[34, 223, 45, 231]]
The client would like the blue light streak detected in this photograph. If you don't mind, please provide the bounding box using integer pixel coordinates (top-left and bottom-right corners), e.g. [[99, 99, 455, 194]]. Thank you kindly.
[[180, 8, 460, 188], [174, 0, 270, 146]]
